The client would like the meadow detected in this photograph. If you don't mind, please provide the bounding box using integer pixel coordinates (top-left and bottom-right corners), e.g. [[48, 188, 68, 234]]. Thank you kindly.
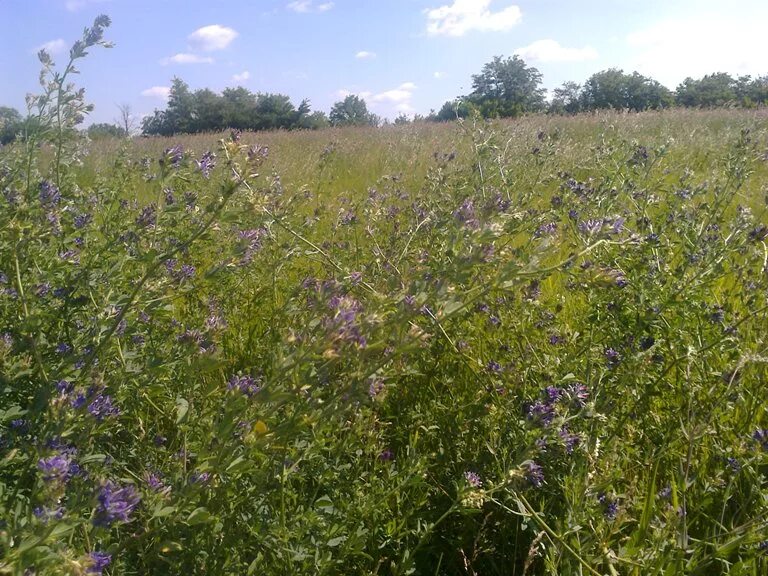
[[2, 21, 768, 575]]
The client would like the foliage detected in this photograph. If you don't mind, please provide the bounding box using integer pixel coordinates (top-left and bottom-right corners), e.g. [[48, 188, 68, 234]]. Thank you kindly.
[[677, 73, 768, 108], [580, 68, 674, 112], [87, 123, 128, 139], [0, 106, 23, 145], [469, 55, 546, 118], [141, 79, 317, 136], [329, 94, 379, 127], [2, 16, 768, 576]]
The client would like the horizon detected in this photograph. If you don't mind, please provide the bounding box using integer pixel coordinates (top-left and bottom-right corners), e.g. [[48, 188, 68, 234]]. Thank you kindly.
[[1, 0, 766, 126]]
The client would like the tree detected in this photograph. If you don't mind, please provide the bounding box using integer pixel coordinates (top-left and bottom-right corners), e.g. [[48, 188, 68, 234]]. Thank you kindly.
[[0, 106, 23, 145], [329, 95, 378, 127], [581, 69, 672, 111], [676, 73, 737, 107], [469, 55, 546, 118], [430, 99, 474, 122], [549, 81, 582, 115], [87, 122, 127, 138], [115, 103, 135, 135]]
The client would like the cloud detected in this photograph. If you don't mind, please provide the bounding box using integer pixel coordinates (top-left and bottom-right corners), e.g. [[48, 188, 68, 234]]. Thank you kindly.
[[160, 53, 215, 65], [233, 71, 251, 82], [514, 39, 598, 63], [287, 1, 334, 13], [188, 25, 238, 52], [64, 0, 109, 12], [356, 51, 376, 60], [335, 89, 373, 101], [141, 86, 171, 100], [373, 82, 416, 102], [433, 71, 446, 79], [626, 15, 766, 88], [37, 39, 67, 55], [425, 0, 521, 37]]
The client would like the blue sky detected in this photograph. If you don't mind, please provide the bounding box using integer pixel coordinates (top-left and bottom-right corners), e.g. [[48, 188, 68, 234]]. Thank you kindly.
[[1, 0, 766, 125]]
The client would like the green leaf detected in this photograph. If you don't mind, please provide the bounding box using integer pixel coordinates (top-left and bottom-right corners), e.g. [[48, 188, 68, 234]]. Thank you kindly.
[[175, 397, 189, 424], [153, 506, 176, 518], [186, 507, 212, 525]]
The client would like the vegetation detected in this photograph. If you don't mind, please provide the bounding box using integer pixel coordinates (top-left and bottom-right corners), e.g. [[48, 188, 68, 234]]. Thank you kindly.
[[2, 16, 768, 576]]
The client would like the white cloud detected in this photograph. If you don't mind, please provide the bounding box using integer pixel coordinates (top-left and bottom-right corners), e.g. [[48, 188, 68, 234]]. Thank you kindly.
[[233, 70, 251, 82], [161, 53, 214, 65], [335, 89, 373, 101], [433, 71, 446, 79], [373, 82, 417, 105], [625, 16, 766, 88], [356, 51, 376, 60], [514, 39, 598, 63], [65, 0, 109, 12], [37, 39, 67, 55], [188, 25, 238, 52], [425, 0, 521, 37], [288, 1, 334, 13], [141, 86, 171, 100]]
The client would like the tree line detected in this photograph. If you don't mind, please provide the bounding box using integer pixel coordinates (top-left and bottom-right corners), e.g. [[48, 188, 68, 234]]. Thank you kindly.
[[1, 56, 767, 142]]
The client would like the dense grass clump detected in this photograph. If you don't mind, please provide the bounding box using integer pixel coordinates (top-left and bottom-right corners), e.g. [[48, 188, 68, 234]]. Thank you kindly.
[[2, 18, 768, 575]]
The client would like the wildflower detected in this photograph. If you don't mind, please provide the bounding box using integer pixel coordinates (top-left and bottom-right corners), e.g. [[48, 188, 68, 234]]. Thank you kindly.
[[379, 449, 394, 462], [454, 198, 478, 228], [135, 204, 157, 228], [726, 457, 741, 473], [145, 472, 168, 494], [38, 454, 75, 483], [486, 360, 502, 373], [604, 347, 620, 366], [161, 145, 184, 169], [368, 378, 385, 398], [752, 429, 768, 451], [559, 428, 580, 453], [93, 481, 141, 527], [86, 551, 111, 575], [39, 180, 61, 206], [87, 394, 120, 421], [228, 375, 262, 397], [657, 485, 672, 500], [535, 222, 557, 238], [189, 471, 210, 485], [196, 151, 216, 178], [73, 213, 92, 228], [598, 492, 618, 519], [464, 471, 483, 488], [524, 461, 544, 488], [34, 505, 65, 523], [56, 343, 73, 355]]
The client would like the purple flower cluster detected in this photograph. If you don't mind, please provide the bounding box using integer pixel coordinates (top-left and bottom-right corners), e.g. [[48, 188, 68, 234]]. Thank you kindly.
[[38, 453, 78, 483], [453, 198, 478, 229], [524, 461, 544, 487], [464, 471, 483, 488], [237, 228, 268, 265], [87, 551, 112, 574], [39, 180, 61, 206], [87, 393, 120, 421], [135, 203, 157, 228], [228, 374, 262, 397], [753, 429, 768, 451], [598, 492, 619, 520], [33, 505, 65, 523], [161, 145, 184, 169], [326, 295, 367, 348], [196, 151, 216, 178], [93, 481, 141, 527]]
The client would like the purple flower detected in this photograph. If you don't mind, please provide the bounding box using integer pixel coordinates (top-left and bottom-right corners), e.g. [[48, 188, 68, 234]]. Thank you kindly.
[[486, 360, 502, 373], [527, 402, 555, 426], [228, 375, 262, 397], [34, 505, 65, 523], [93, 481, 141, 527], [752, 429, 768, 451], [464, 471, 483, 488], [454, 198, 478, 228], [56, 380, 73, 394], [87, 394, 120, 421], [135, 204, 157, 228], [524, 461, 544, 488], [196, 151, 216, 178], [87, 551, 112, 574], [368, 378, 385, 398], [578, 219, 603, 236], [598, 492, 618, 520], [39, 181, 61, 206], [56, 342, 72, 355], [37, 454, 75, 483], [379, 449, 394, 462], [74, 213, 92, 228], [657, 485, 672, 500], [145, 472, 168, 494], [605, 347, 620, 366], [162, 145, 184, 169], [559, 428, 580, 453], [535, 222, 557, 238], [189, 471, 210, 485]]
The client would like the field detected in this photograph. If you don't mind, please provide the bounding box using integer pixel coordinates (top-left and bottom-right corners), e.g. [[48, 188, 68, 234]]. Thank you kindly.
[[2, 99, 768, 574]]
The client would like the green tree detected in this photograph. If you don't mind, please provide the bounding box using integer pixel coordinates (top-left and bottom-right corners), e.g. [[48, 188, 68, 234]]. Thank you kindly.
[[329, 95, 378, 127], [190, 88, 225, 133], [87, 122, 127, 138], [0, 106, 23, 145], [549, 81, 583, 115], [221, 87, 257, 130], [675, 73, 737, 107], [581, 69, 672, 111], [469, 55, 545, 118]]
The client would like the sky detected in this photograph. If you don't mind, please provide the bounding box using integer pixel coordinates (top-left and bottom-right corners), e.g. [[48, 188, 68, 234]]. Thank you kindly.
[[0, 0, 766, 126]]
